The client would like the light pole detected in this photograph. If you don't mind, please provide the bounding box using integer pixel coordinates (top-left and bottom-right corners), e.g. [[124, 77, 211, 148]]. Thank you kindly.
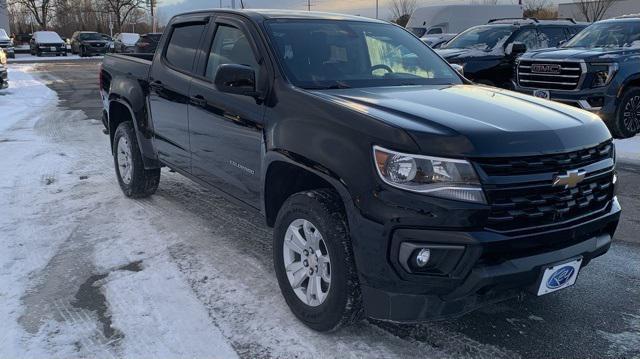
[[376, 0, 378, 19]]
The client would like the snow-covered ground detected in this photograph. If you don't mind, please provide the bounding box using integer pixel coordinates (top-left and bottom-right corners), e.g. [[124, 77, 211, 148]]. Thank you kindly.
[[9, 53, 104, 63], [615, 136, 640, 163]]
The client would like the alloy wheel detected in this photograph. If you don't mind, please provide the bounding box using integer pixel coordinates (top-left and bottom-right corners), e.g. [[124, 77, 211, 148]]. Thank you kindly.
[[116, 136, 133, 185], [282, 219, 331, 307], [623, 95, 640, 134]]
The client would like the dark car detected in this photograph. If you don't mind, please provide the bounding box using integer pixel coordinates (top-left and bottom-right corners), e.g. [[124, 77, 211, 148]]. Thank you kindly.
[[100, 10, 619, 331], [30, 31, 67, 57], [113, 33, 140, 53], [515, 15, 640, 138], [134, 33, 162, 53], [70, 31, 110, 57], [436, 18, 587, 88], [0, 29, 15, 58]]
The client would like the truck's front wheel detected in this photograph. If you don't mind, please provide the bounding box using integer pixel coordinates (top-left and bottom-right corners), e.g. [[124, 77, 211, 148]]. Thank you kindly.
[[613, 87, 640, 138], [273, 189, 363, 332], [113, 122, 160, 198]]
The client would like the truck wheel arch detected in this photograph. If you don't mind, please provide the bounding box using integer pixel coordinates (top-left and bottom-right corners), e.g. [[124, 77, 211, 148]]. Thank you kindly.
[[108, 98, 160, 169], [619, 75, 640, 99], [263, 151, 355, 228]]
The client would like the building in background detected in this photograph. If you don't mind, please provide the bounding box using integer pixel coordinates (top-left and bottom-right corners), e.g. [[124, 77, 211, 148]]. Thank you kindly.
[[558, 0, 640, 21], [0, 0, 9, 33]]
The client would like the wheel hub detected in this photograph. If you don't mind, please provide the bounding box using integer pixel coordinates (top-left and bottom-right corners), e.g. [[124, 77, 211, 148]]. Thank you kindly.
[[623, 95, 640, 134], [116, 136, 132, 185], [282, 219, 331, 307]]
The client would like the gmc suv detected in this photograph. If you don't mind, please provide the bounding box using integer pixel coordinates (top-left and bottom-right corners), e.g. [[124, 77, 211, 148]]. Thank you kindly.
[[100, 10, 620, 331], [437, 18, 586, 88], [515, 15, 640, 138]]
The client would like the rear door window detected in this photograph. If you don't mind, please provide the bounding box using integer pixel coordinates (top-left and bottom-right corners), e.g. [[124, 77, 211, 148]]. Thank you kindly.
[[538, 27, 567, 48], [165, 23, 207, 73]]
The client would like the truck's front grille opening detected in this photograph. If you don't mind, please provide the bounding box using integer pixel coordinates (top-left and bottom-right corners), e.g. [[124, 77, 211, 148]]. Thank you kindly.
[[517, 60, 584, 91], [474, 141, 613, 176], [484, 172, 614, 233], [474, 141, 616, 234]]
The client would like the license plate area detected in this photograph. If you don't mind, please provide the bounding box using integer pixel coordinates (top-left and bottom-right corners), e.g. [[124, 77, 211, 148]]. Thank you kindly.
[[50, 46, 56, 51], [537, 257, 582, 296], [533, 89, 550, 99]]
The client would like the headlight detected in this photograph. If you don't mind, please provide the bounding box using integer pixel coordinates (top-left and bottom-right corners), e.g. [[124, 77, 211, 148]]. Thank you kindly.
[[591, 63, 618, 88], [0, 50, 6, 65], [373, 146, 486, 203]]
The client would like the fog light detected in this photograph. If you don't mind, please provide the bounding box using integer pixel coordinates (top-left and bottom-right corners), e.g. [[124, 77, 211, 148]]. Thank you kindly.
[[416, 249, 431, 267]]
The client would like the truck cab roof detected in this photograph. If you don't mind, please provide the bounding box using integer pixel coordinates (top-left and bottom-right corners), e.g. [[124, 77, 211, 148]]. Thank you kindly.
[[174, 9, 385, 23]]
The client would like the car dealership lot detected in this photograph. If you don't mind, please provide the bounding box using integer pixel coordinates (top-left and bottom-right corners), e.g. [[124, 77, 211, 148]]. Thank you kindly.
[[1, 61, 639, 359]]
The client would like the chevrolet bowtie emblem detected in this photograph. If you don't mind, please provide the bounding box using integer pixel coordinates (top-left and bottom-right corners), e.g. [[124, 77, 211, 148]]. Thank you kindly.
[[552, 169, 587, 189]]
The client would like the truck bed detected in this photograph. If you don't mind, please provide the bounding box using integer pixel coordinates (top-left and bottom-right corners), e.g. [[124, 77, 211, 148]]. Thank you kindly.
[[102, 53, 153, 87]]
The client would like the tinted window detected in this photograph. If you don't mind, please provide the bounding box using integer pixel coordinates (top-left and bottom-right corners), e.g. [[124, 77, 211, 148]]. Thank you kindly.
[[427, 27, 443, 35], [205, 24, 259, 80], [409, 27, 427, 37], [511, 28, 540, 50], [445, 25, 514, 50], [165, 23, 206, 73], [538, 27, 567, 48], [266, 20, 460, 89], [79, 33, 102, 41]]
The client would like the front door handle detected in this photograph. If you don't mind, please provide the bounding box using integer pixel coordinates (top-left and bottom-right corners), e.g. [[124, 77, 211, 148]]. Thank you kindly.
[[149, 80, 164, 92], [191, 95, 207, 107]]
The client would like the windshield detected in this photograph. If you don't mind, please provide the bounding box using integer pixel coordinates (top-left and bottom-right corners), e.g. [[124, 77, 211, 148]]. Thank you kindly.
[[0, 29, 8, 40], [79, 33, 103, 41], [265, 20, 461, 89], [563, 21, 640, 48], [35, 31, 63, 43], [444, 25, 514, 50]]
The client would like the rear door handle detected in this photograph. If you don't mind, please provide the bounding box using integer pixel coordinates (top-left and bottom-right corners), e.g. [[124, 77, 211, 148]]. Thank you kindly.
[[191, 95, 207, 107]]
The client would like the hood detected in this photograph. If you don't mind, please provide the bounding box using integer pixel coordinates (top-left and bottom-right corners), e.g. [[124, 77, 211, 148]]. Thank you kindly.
[[522, 47, 640, 62], [436, 47, 503, 61], [311, 85, 611, 158]]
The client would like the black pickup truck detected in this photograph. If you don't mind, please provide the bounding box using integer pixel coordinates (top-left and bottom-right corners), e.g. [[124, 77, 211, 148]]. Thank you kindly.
[[100, 9, 620, 331], [515, 15, 640, 138]]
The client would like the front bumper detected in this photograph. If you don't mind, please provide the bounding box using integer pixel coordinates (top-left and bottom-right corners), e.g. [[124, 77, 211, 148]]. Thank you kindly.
[[513, 83, 618, 123], [351, 196, 621, 322], [37, 47, 66, 55], [85, 46, 108, 55]]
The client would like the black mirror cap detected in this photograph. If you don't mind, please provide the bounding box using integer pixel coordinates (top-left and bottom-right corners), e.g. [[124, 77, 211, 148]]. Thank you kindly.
[[214, 64, 258, 97], [509, 42, 527, 55]]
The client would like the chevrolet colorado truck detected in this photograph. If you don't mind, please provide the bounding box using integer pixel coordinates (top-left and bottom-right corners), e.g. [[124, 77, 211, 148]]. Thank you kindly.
[[515, 15, 640, 138], [100, 10, 621, 331]]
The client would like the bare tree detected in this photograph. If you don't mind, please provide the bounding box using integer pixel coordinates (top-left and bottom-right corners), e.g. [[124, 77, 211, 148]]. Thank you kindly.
[[8, 0, 54, 29], [573, 0, 617, 22], [101, 0, 144, 32], [389, 0, 416, 27]]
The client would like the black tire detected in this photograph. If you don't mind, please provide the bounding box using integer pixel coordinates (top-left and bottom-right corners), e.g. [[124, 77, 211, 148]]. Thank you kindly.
[[36, 50, 42, 57], [273, 189, 363, 332], [79, 46, 85, 57], [611, 87, 640, 139], [112, 122, 160, 198]]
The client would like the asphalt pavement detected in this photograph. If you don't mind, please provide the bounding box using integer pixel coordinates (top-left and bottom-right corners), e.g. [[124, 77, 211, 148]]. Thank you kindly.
[[27, 60, 640, 359]]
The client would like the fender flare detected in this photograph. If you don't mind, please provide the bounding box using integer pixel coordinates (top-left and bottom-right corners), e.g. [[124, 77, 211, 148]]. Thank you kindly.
[[107, 96, 160, 169], [261, 149, 358, 225]]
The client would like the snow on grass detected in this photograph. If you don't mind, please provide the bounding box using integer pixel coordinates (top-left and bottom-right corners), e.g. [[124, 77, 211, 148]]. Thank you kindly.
[[615, 135, 640, 163], [9, 53, 104, 63]]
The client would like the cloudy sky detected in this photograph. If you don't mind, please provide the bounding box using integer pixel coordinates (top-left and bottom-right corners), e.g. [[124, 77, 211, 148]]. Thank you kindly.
[[157, 0, 568, 23]]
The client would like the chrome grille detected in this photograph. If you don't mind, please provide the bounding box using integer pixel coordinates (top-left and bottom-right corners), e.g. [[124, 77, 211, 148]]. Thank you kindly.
[[517, 60, 584, 91]]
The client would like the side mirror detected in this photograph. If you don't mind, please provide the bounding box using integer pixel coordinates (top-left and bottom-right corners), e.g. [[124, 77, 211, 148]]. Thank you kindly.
[[214, 64, 258, 97], [506, 42, 527, 56], [451, 63, 464, 76]]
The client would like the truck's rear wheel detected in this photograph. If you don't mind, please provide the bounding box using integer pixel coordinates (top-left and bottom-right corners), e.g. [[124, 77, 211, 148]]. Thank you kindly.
[[113, 122, 160, 198], [273, 189, 363, 332], [612, 87, 640, 138]]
